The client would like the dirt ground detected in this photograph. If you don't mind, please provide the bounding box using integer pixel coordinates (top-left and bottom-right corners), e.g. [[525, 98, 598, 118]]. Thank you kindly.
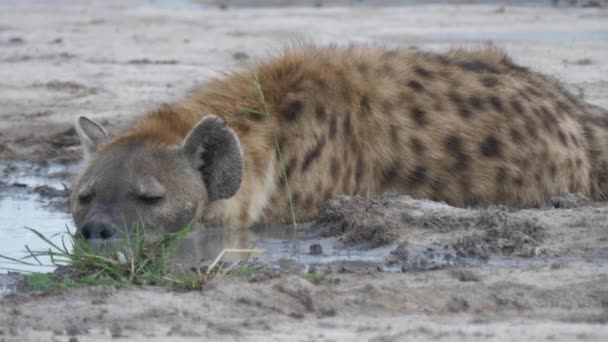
[[1, 1, 608, 341]]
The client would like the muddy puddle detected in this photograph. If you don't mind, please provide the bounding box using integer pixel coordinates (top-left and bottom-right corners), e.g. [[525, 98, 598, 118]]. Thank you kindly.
[[0, 162, 75, 273]]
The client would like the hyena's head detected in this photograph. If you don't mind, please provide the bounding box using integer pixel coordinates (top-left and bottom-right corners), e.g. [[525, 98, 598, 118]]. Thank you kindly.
[[70, 115, 243, 245]]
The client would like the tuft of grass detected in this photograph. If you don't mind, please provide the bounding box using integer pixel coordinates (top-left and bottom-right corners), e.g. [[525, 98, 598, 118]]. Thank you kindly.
[[0, 223, 209, 290], [0, 224, 266, 291], [247, 72, 300, 256]]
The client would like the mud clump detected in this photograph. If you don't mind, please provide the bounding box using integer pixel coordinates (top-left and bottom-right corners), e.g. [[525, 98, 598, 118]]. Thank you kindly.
[[449, 269, 481, 282], [453, 209, 547, 258], [50, 127, 79, 148], [547, 193, 590, 209], [314, 195, 399, 247], [308, 243, 323, 255], [385, 241, 409, 265]]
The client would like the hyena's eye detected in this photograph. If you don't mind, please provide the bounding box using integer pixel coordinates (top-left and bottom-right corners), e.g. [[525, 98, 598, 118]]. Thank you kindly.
[[78, 192, 93, 205], [136, 195, 163, 206]]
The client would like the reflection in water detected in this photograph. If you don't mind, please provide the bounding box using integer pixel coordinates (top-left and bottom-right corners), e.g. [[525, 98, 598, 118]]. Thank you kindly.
[[173, 223, 305, 267], [172, 222, 405, 273], [0, 197, 74, 273], [0, 162, 76, 273]]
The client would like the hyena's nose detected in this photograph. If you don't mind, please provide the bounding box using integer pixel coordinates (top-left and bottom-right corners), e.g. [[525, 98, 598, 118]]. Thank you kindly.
[[80, 221, 115, 240]]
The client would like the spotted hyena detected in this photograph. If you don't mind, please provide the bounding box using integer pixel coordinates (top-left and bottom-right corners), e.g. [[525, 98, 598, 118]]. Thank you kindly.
[[71, 45, 608, 242]]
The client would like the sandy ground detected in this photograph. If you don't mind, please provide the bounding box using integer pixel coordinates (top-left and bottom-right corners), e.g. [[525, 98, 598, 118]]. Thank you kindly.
[[1, 1, 608, 341]]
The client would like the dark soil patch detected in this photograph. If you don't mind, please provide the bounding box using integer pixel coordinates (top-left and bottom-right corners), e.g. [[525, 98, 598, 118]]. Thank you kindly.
[[453, 209, 547, 258], [314, 195, 399, 246]]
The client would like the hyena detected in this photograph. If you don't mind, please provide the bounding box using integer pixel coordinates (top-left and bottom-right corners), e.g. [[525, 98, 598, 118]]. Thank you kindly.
[[71, 44, 608, 242]]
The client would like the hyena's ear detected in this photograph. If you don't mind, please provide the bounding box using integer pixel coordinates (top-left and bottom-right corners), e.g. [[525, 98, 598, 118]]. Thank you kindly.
[[182, 115, 243, 201], [75, 116, 109, 158]]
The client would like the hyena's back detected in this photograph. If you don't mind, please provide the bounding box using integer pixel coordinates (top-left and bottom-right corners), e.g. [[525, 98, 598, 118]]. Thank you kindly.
[[137, 45, 608, 226]]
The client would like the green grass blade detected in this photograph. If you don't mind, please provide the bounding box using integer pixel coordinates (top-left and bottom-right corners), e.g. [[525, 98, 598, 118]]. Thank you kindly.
[[0, 253, 41, 266], [25, 227, 65, 253], [24, 245, 43, 266]]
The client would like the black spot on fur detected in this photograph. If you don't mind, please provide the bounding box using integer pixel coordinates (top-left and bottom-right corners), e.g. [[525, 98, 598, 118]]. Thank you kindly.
[[380, 163, 400, 187], [510, 128, 523, 144], [390, 125, 400, 144], [360, 96, 371, 116], [411, 137, 425, 154], [570, 133, 580, 148], [459, 108, 472, 118], [489, 96, 504, 113], [282, 100, 303, 121], [357, 63, 369, 74], [331, 157, 339, 179], [445, 135, 462, 155], [458, 60, 498, 73], [301, 137, 326, 172], [558, 130, 569, 146], [411, 107, 428, 126], [525, 121, 538, 139], [514, 177, 524, 187], [323, 189, 332, 202], [329, 116, 337, 140], [510, 99, 525, 115], [469, 96, 483, 109], [282, 158, 296, 183], [407, 80, 425, 92], [343, 112, 353, 139], [480, 76, 499, 88], [549, 162, 557, 177], [315, 105, 326, 122], [408, 166, 427, 187], [538, 106, 557, 132], [444, 134, 470, 170], [449, 92, 464, 106], [303, 196, 313, 210], [480, 135, 502, 157], [355, 157, 365, 183], [414, 66, 434, 79]]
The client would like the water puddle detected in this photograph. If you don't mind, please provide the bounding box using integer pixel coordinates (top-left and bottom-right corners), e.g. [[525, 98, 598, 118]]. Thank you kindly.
[[174, 224, 410, 273], [0, 162, 76, 273]]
